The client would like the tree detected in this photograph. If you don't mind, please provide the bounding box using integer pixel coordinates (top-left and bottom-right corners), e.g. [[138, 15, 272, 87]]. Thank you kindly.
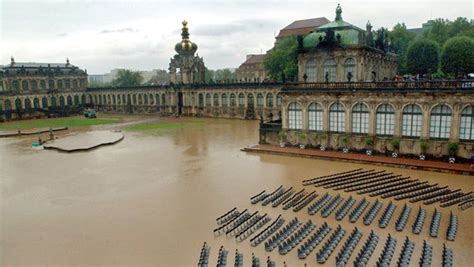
[[441, 36, 474, 77], [264, 36, 298, 81], [424, 17, 474, 45], [406, 39, 440, 76], [111, 69, 144, 87], [388, 23, 416, 74]]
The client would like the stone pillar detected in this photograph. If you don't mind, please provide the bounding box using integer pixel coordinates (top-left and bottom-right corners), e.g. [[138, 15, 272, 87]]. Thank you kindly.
[[302, 101, 308, 131], [394, 107, 402, 137], [281, 101, 288, 129], [345, 105, 352, 134], [421, 103, 431, 139], [450, 105, 461, 142], [323, 104, 330, 132]]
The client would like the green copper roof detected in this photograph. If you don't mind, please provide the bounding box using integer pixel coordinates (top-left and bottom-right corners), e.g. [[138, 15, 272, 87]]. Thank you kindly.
[[317, 20, 363, 32], [303, 29, 361, 48]]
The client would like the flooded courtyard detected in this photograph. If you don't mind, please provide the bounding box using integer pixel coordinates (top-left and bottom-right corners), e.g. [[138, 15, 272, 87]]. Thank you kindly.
[[1, 116, 473, 266]]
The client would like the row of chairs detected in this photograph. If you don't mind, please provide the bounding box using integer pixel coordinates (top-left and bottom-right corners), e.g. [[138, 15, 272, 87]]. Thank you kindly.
[[333, 173, 399, 191], [250, 215, 284, 247], [419, 240, 433, 266], [236, 214, 271, 242], [293, 191, 317, 212], [441, 192, 473, 207], [324, 171, 388, 189], [379, 202, 397, 228], [321, 194, 343, 218], [410, 187, 450, 203], [442, 244, 453, 267], [250, 190, 268, 204], [430, 209, 442, 237], [316, 225, 346, 264], [213, 209, 249, 236], [233, 249, 243, 267], [336, 196, 356, 221], [395, 204, 412, 231], [354, 230, 379, 266], [381, 181, 429, 199], [251, 253, 260, 267], [297, 222, 331, 259], [363, 199, 383, 225], [198, 242, 210, 267], [271, 187, 294, 208], [458, 198, 473, 210], [308, 192, 332, 215], [264, 218, 301, 252], [278, 220, 315, 255], [262, 186, 285, 206], [349, 198, 369, 223], [412, 207, 426, 234], [376, 234, 397, 267], [335, 227, 363, 266], [358, 177, 410, 195], [368, 180, 419, 197], [226, 211, 260, 237], [216, 207, 239, 225], [217, 246, 228, 267], [446, 212, 458, 241], [282, 189, 306, 210], [424, 190, 463, 205], [303, 169, 370, 187], [396, 237, 415, 267], [345, 175, 405, 193], [377, 181, 423, 198], [302, 168, 364, 186], [393, 183, 436, 200]]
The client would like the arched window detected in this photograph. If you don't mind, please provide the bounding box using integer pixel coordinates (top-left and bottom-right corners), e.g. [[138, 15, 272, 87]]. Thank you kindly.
[[305, 59, 317, 82], [221, 94, 227, 107], [4, 99, 12, 110], [352, 103, 369, 134], [230, 93, 236, 107], [205, 93, 211, 106], [266, 93, 273, 107], [48, 79, 55, 89], [59, 96, 65, 107], [50, 97, 57, 107], [460, 105, 474, 140], [31, 80, 37, 90], [430, 104, 452, 139], [376, 104, 395, 136], [138, 94, 143, 105], [256, 93, 264, 107], [24, 98, 32, 112], [74, 95, 80, 106], [33, 98, 40, 110], [344, 58, 356, 82], [144, 94, 148, 105], [161, 94, 166, 106], [15, 98, 22, 111], [198, 93, 204, 107], [238, 93, 245, 107], [40, 80, 46, 90], [288, 102, 302, 129], [81, 95, 86, 105], [41, 97, 48, 108], [12, 80, 20, 91], [330, 102, 345, 132], [155, 94, 160, 106], [132, 94, 137, 105], [57, 79, 63, 89], [323, 59, 336, 82], [308, 103, 323, 131], [22, 80, 29, 91], [72, 79, 78, 88], [149, 94, 154, 105], [67, 96, 73, 106], [402, 104, 422, 137], [276, 94, 282, 107], [213, 93, 219, 106], [247, 93, 254, 106]]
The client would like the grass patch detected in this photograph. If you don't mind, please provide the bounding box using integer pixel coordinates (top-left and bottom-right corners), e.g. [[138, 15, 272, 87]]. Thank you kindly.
[[124, 120, 204, 134], [0, 116, 123, 130]]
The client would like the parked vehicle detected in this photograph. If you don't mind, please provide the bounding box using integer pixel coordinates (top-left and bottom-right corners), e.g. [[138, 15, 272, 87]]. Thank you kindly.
[[83, 108, 97, 118]]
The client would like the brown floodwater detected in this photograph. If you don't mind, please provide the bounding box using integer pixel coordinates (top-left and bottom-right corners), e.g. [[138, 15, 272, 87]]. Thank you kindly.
[[1, 116, 473, 266]]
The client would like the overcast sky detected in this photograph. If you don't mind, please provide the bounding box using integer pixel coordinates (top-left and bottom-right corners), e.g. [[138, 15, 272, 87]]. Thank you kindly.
[[1, 0, 472, 74]]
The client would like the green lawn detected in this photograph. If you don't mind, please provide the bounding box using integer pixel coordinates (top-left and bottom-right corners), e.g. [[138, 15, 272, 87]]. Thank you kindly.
[[0, 116, 123, 130], [124, 120, 205, 134]]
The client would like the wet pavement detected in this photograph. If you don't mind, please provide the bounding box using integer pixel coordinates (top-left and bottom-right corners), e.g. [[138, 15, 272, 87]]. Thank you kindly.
[[43, 131, 124, 152], [0, 116, 473, 266]]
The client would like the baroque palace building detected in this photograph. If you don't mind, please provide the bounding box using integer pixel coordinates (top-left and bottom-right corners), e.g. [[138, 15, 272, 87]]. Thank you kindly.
[[1, 7, 473, 159]]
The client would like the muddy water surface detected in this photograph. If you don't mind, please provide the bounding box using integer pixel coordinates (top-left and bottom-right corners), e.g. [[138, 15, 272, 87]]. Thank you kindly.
[[1, 117, 473, 266]]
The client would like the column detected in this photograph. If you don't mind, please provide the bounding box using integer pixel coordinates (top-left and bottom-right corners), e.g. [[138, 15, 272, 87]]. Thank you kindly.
[[450, 106, 461, 142], [421, 104, 430, 139]]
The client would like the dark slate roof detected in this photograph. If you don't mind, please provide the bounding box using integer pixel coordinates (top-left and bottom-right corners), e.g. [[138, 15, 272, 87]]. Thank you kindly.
[[3, 62, 75, 69], [276, 17, 330, 39], [1, 61, 86, 76]]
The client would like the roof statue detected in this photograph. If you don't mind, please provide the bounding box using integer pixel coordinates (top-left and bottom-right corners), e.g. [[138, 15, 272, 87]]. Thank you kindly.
[[335, 3, 342, 21]]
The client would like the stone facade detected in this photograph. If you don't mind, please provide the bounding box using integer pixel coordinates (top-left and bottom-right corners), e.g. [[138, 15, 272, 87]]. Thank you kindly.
[[235, 54, 268, 82], [260, 81, 474, 159]]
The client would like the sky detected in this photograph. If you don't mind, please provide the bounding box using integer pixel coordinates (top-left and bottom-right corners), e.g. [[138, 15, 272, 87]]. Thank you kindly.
[[0, 0, 472, 74]]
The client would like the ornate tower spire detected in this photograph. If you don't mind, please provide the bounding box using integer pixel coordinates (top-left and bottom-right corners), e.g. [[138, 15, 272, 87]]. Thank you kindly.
[[10, 56, 15, 66], [175, 20, 198, 55], [335, 3, 342, 21]]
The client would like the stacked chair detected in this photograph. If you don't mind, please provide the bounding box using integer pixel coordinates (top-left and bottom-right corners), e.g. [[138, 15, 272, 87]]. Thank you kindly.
[[442, 244, 453, 267], [446, 212, 458, 241], [335, 227, 363, 266], [412, 207, 426, 234], [282, 189, 306, 210], [395, 204, 412, 231], [363, 199, 383, 226], [271, 187, 294, 207], [353, 230, 379, 266], [308, 193, 332, 215], [375, 234, 397, 267], [233, 249, 243, 267], [278, 220, 316, 255], [349, 198, 369, 223], [321, 194, 343, 218], [316, 225, 346, 263], [297, 222, 331, 259], [418, 240, 433, 267], [198, 242, 211, 267], [250, 215, 284, 247], [396, 237, 415, 267], [251, 253, 260, 267], [335, 196, 356, 221], [429, 209, 442, 238], [216, 246, 228, 267], [264, 218, 301, 252], [379, 202, 397, 228], [293, 191, 317, 212]]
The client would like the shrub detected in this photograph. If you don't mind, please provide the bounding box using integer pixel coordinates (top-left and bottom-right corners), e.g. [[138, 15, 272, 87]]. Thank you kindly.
[[447, 142, 459, 156], [365, 136, 374, 147], [406, 38, 440, 75], [391, 138, 401, 150], [420, 140, 429, 154], [441, 36, 474, 77]]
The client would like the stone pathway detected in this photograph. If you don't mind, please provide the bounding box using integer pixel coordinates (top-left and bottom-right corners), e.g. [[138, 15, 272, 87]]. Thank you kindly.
[[243, 144, 474, 175]]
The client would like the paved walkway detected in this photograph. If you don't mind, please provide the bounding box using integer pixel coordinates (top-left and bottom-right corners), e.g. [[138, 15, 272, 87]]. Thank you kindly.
[[243, 144, 474, 175]]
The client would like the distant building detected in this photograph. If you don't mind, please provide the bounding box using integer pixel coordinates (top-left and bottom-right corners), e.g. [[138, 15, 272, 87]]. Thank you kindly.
[[1, 57, 87, 93], [235, 54, 267, 82], [276, 17, 330, 42], [407, 20, 434, 38]]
